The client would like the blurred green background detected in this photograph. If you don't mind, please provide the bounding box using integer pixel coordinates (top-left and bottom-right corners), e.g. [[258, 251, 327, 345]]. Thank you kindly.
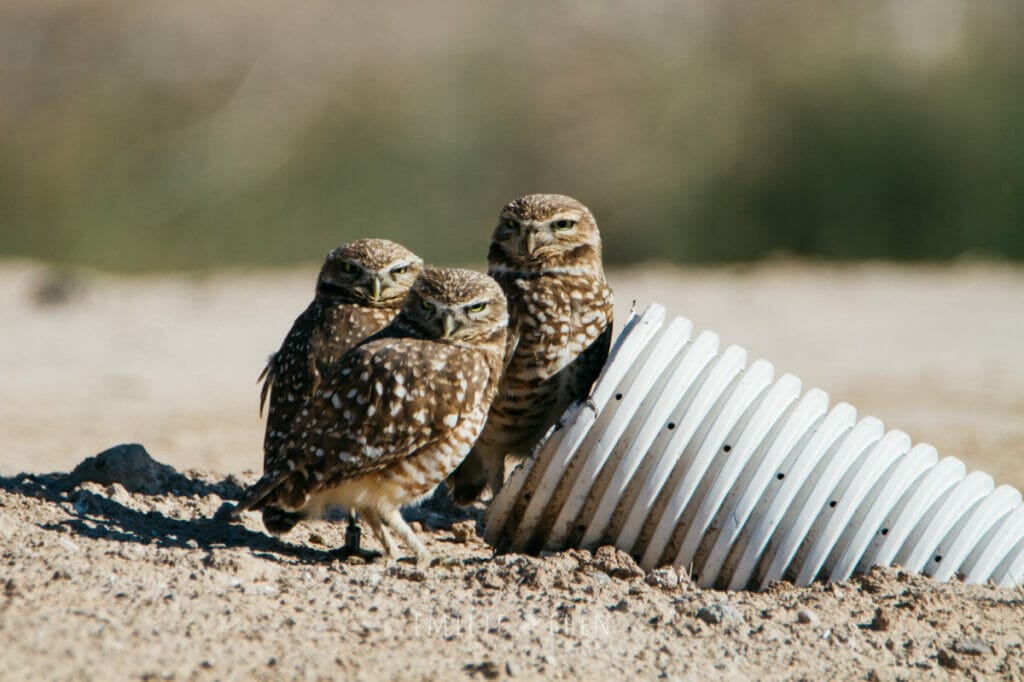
[[1, 1, 1021, 272]]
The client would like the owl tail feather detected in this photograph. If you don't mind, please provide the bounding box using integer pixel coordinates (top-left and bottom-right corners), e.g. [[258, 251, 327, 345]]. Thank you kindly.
[[229, 469, 290, 519], [257, 353, 277, 417]]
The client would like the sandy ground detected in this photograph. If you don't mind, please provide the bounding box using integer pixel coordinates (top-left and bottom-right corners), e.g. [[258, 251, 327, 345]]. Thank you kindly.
[[1, 259, 1023, 680]]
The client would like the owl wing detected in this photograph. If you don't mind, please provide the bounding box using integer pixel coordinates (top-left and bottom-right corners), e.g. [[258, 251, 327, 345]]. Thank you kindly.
[[259, 302, 325, 467], [563, 282, 615, 399], [570, 320, 613, 398], [259, 349, 320, 418], [236, 334, 494, 514]]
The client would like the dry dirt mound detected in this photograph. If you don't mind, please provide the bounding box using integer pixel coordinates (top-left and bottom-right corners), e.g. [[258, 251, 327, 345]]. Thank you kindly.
[[2, 446, 1023, 680]]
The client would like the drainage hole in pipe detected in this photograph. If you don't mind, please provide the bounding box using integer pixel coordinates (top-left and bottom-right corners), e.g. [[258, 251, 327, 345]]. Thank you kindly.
[[776, 473, 785, 480], [880, 528, 889, 536], [723, 445, 732, 453], [828, 500, 837, 508], [667, 422, 676, 430], [615, 393, 623, 400]]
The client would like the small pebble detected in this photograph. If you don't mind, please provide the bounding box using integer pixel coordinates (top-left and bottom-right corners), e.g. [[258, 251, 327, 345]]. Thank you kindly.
[[450, 520, 476, 544], [645, 568, 680, 591], [697, 603, 742, 627], [937, 648, 959, 670], [464, 661, 499, 679], [387, 566, 427, 582], [870, 607, 891, 632], [59, 537, 81, 553], [952, 638, 990, 656], [797, 609, 818, 624]]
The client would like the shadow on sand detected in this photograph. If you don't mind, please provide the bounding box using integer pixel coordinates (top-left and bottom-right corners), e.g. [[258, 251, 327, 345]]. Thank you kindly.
[[0, 443, 480, 567]]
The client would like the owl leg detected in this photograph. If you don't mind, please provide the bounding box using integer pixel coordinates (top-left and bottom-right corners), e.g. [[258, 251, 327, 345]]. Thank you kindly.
[[384, 508, 433, 569], [361, 509, 400, 563], [344, 510, 362, 554]]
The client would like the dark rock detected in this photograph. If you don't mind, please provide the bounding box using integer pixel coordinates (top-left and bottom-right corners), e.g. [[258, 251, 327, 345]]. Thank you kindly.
[[464, 661, 500, 679], [608, 599, 629, 612], [68, 444, 180, 494], [870, 607, 891, 632], [937, 648, 959, 670]]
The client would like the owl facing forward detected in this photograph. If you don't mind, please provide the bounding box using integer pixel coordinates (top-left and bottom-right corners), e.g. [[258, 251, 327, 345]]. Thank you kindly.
[[447, 194, 614, 505], [232, 268, 508, 566], [258, 239, 422, 534]]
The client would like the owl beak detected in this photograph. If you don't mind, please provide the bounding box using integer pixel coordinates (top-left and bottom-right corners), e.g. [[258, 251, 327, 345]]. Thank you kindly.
[[370, 275, 382, 302], [441, 310, 457, 338], [520, 231, 537, 256]]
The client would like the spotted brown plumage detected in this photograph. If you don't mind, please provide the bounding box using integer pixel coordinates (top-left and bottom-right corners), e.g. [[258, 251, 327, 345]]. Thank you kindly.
[[233, 268, 508, 566], [258, 239, 422, 534], [447, 194, 614, 505]]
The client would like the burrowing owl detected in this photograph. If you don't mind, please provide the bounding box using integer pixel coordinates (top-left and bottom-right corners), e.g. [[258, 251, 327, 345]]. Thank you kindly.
[[447, 194, 614, 504], [232, 268, 508, 566], [258, 239, 422, 536]]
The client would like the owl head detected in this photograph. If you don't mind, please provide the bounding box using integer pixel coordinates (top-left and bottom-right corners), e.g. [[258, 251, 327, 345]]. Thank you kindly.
[[317, 239, 423, 306], [489, 194, 603, 272], [399, 268, 508, 345]]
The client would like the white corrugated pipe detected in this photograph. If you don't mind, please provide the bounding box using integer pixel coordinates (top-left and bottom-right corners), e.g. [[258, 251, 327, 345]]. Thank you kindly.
[[484, 304, 1024, 591]]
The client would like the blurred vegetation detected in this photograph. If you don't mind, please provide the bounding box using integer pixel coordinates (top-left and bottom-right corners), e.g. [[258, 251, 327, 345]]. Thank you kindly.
[[0, 1, 1022, 272]]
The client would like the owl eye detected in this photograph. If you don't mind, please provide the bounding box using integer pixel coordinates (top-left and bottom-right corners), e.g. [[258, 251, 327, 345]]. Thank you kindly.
[[504, 219, 520, 232], [391, 265, 409, 275], [552, 219, 577, 231], [342, 262, 360, 274], [421, 299, 436, 312], [466, 302, 487, 313]]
